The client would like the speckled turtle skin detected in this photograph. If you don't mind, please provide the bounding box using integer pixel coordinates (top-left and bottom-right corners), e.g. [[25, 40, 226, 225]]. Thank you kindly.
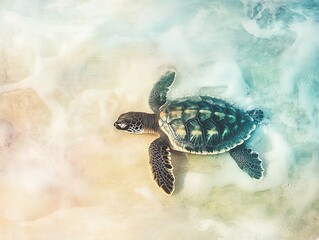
[[158, 96, 256, 154]]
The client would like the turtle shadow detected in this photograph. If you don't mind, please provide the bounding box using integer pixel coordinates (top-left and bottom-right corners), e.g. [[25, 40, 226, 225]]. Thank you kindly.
[[170, 151, 189, 195]]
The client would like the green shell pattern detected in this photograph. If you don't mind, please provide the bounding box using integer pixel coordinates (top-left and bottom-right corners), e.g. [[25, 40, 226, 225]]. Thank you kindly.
[[158, 96, 256, 154]]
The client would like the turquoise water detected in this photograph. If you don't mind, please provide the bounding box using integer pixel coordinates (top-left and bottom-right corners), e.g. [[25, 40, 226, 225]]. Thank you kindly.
[[0, 0, 318, 239]]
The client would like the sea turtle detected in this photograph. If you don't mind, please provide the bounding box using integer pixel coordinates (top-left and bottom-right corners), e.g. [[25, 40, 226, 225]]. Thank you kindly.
[[114, 70, 264, 195]]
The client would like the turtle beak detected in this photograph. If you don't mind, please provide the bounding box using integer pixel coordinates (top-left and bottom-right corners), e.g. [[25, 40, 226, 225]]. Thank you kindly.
[[114, 119, 129, 130], [114, 122, 119, 129]]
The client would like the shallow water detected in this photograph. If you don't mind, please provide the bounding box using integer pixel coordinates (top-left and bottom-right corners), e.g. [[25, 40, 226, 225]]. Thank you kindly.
[[0, 0, 318, 239]]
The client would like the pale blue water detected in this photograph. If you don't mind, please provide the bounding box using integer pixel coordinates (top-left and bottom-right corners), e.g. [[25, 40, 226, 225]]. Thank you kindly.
[[0, 0, 318, 239]]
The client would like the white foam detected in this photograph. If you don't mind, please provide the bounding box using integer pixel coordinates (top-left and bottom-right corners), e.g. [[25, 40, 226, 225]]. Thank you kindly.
[[242, 19, 282, 39]]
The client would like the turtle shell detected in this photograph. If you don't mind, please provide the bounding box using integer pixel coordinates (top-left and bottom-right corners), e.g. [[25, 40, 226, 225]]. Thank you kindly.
[[158, 96, 256, 154]]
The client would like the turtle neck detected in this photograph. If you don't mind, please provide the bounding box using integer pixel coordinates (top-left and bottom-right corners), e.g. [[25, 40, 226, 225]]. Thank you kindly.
[[142, 113, 158, 134]]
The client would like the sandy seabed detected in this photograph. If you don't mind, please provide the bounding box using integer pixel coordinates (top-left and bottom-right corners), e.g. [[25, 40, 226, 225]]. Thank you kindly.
[[0, 0, 318, 239]]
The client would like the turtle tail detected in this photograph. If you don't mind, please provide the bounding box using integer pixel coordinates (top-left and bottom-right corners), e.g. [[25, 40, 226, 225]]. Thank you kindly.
[[247, 109, 264, 124]]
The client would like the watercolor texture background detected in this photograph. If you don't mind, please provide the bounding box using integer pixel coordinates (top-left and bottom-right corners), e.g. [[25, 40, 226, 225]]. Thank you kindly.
[[0, 0, 318, 239]]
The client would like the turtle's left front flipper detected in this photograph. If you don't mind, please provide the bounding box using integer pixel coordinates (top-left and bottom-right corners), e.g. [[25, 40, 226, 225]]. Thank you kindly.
[[149, 137, 175, 195], [149, 70, 176, 112], [229, 144, 264, 180]]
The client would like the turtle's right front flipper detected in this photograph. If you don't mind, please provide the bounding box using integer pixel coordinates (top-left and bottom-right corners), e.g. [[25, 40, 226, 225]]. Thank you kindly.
[[149, 70, 176, 112], [149, 137, 175, 195], [229, 144, 264, 180]]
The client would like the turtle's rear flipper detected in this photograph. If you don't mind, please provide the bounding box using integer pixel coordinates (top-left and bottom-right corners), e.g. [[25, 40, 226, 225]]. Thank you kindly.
[[247, 109, 264, 124], [229, 144, 264, 180], [149, 137, 175, 195]]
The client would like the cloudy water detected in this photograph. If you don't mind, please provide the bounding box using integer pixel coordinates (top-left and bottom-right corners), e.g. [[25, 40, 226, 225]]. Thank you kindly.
[[0, 0, 318, 239]]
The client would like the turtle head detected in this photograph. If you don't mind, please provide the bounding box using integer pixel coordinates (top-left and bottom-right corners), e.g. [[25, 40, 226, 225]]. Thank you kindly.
[[114, 112, 145, 134]]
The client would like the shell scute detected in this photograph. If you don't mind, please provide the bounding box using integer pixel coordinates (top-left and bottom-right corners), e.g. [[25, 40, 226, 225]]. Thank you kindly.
[[167, 109, 183, 123], [225, 114, 236, 124], [182, 107, 198, 122], [186, 119, 204, 147], [170, 119, 187, 141], [213, 111, 226, 121], [198, 108, 212, 122], [204, 120, 220, 145]]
